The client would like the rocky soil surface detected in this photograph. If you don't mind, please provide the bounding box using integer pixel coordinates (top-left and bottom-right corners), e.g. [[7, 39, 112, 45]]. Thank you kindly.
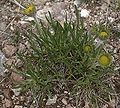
[[0, 0, 120, 107]]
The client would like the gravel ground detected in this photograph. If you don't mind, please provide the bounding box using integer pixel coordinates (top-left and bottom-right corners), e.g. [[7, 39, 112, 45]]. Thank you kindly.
[[0, 0, 120, 107]]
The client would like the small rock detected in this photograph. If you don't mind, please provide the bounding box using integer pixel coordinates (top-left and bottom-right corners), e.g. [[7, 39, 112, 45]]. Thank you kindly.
[[14, 105, 23, 108], [36, 6, 53, 21], [2, 88, 14, 99], [11, 72, 23, 83], [61, 98, 67, 105], [19, 96, 25, 102], [103, 104, 108, 108], [43, 98, 46, 101], [80, 9, 90, 18], [4, 98, 12, 107], [69, 97, 73, 100], [0, 95, 4, 100], [5, 58, 15, 66], [66, 104, 74, 108], [18, 20, 28, 25], [0, 22, 6, 31], [10, 26, 14, 31], [11, 88, 21, 96], [2, 45, 16, 58], [64, 91, 68, 94], [109, 99, 116, 108], [117, 24, 120, 30], [46, 95, 57, 105], [84, 101, 89, 108], [24, 17, 35, 21], [101, 3, 108, 10], [0, 51, 5, 75], [33, 0, 48, 5], [30, 105, 34, 108], [74, 0, 81, 6], [108, 17, 114, 23]]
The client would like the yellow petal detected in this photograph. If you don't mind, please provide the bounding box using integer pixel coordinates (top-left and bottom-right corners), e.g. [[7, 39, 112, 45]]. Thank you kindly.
[[98, 54, 111, 67]]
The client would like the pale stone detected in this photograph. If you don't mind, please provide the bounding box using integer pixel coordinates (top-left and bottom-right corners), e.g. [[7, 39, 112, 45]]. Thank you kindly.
[[11, 72, 23, 83], [80, 9, 90, 18], [14, 105, 23, 108], [66, 104, 74, 108], [0, 22, 6, 31], [5, 99, 12, 107], [61, 98, 67, 105], [2, 45, 16, 58], [0, 51, 5, 75], [11, 88, 21, 96], [46, 95, 57, 105]]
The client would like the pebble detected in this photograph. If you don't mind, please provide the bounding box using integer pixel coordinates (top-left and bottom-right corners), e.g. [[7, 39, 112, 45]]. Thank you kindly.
[[64, 91, 68, 94], [14, 105, 23, 108], [66, 104, 74, 108], [0, 22, 6, 31], [5, 58, 15, 66], [2, 45, 16, 58], [11, 72, 23, 83], [11, 88, 21, 96], [0, 51, 5, 75], [4, 98, 12, 107], [46, 95, 57, 105], [61, 98, 67, 105]]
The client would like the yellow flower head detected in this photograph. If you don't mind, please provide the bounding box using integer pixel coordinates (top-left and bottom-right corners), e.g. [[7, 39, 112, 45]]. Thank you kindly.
[[98, 53, 112, 67], [23, 4, 35, 15], [99, 31, 109, 40], [83, 44, 93, 53]]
